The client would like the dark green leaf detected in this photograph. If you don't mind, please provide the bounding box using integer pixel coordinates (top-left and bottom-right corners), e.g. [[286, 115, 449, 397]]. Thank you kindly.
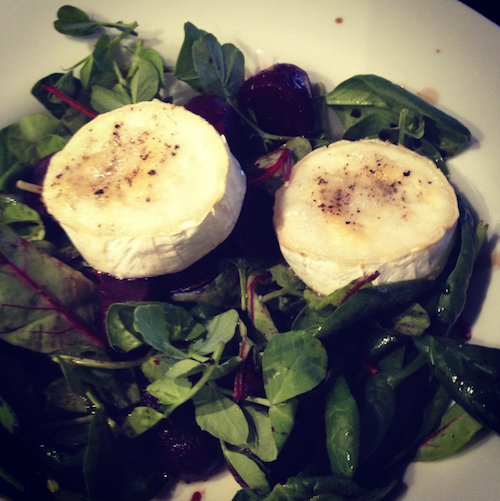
[[83, 408, 121, 500], [295, 279, 432, 339], [325, 375, 360, 477], [415, 335, 500, 433], [326, 74, 471, 157], [174, 22, 207, 92], [433, 197, 485, 334]]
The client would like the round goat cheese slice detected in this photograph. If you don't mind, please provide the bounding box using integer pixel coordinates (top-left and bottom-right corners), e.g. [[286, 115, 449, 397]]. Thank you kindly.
[[273, 139, 459, 296], [43, 100, 246, 278]]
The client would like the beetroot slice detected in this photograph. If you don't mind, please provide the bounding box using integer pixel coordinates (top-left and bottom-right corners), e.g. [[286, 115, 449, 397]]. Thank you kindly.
[[237, 63, 316, 137]]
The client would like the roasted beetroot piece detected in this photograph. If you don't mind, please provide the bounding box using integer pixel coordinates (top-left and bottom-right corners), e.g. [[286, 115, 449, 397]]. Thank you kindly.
[[142, 402, 223, 481], [237, 63, 316, 137], [184, 94, 247, 162], [97, 272, 162, 326]]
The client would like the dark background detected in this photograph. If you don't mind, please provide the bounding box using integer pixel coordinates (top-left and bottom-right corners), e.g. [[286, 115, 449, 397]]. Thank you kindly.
[[459, 1, 499, 26]]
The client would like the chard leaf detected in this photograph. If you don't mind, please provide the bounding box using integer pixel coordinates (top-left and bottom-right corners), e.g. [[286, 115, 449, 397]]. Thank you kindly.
[[391, 303, 430, 336], [0, 226, 102, 354], [416, 402, 483, 461], [193, 384, 249, 446], [358, 348, 404, 460], [262, 330, 327, 404], [31, 72, 83, 119]]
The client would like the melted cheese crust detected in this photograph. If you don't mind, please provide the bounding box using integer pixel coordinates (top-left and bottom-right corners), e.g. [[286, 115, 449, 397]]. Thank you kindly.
[[273, 139, 459, 295], [43, 100, 246, 278]]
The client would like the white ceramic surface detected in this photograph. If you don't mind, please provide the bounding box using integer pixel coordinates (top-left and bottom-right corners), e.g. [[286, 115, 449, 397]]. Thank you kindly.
[[1, 1, 499, 500]]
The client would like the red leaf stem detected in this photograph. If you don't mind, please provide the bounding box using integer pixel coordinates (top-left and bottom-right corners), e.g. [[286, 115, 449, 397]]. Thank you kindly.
[[340, 271, 381, 304], [248, 149, 291, 185], [42, 84, 98, 119]]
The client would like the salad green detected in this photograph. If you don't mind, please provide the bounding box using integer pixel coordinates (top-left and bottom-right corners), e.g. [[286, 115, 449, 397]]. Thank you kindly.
[[0, 5, 495, 501]]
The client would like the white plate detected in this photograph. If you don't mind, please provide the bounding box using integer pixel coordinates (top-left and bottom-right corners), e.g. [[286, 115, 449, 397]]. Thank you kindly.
[[1, 1, 499, 500]]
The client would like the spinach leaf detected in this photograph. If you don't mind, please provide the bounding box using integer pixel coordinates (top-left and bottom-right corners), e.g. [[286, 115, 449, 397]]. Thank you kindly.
[[294, 279, 432, 339], [325, 74, 471, 158], [415, 335, 500, 433], [325, 375, 360, 477], [433, 197, 487, 335], [83, 408, 121, 500], [233, 474, 396, 501]]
